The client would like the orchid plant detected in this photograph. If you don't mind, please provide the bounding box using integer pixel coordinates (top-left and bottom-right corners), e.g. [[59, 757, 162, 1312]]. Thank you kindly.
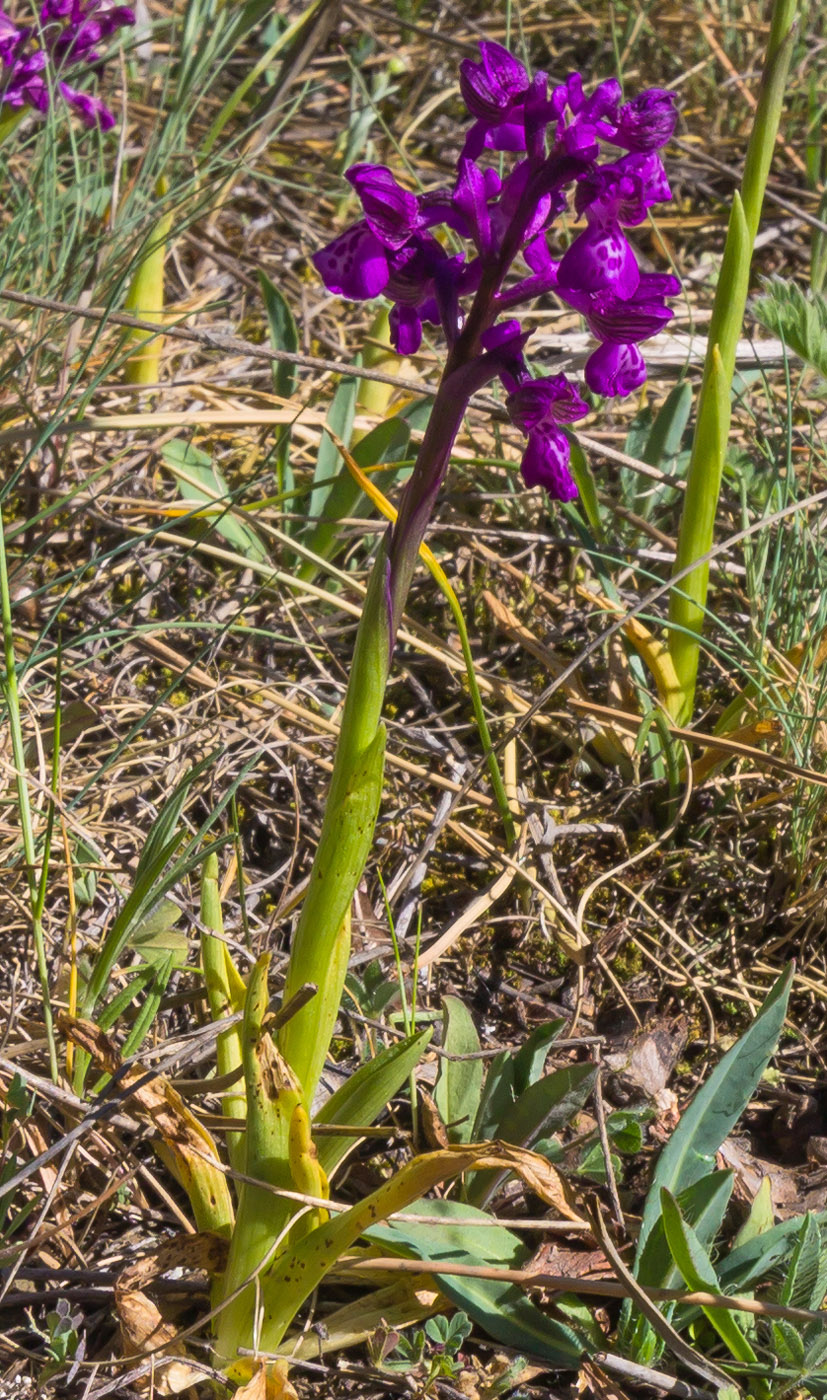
[[279, 42, 680, 1103]]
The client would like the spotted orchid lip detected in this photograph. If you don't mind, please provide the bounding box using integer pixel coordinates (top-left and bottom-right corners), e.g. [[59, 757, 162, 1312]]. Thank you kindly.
[[313, 38, 679, 499]]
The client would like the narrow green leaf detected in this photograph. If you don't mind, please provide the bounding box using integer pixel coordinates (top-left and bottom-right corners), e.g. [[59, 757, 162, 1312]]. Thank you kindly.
[[162, 439, 268, 564], [636, 964, 793, 1260], [467, 1063, 596, 1208], [128, 897, 188, 970], [472, 1051, 515, 1143], [566, 433, 604, 540], [258, 270, 299, 400], [300, 416, 411, 577], [259, 270, 300, 514], [434, 997, 483, 1145], [644, 380, 693, 468], [307, 372, 359, 523], [719, 1210, 827, 1295], [661, 1188, 757, 1363], [314, 1028, 433, 1176], [733, 1177, 774, 1249], [512, 1019, 565, 1095], [498, 1063, 596, 1149], [119, 953, 177, 1062], [623, 1170, 734, 1361]]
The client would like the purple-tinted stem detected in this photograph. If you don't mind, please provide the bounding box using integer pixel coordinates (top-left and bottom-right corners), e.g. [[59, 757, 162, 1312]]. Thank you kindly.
[[386, 264, 503, 644]]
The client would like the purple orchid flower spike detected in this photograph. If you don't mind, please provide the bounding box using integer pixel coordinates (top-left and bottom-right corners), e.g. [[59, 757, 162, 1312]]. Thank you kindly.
[[0, 0, 132, 128], [314, 37, 679, 523]]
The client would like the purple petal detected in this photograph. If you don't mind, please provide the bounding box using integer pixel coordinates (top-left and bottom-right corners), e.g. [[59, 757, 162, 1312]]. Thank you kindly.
[[587, 296, 674, 343], [6, 53, 50, 111], [555, 118, 600, 160], [577, 152, 672, 225], [459, 40, 528, 120], [557, 221, 640, 298], [313, 221, 389, 300], [40, 0, 74, 19], [523, 233, 557, 277], [584, 341, 647, 396], [477, 117, 528, 154], [507, 374, 589, 430], [614, 89, 678, 152], [390, 303, 423, 354], [481, 41, 528, 100], [524, 70, 554, 161], [480, 319, 523, 352], [618, 151, 672, 205], [385, 233, 449, 304], [520, 426, 578, 500], [637, 270, 682, 298], [58, 81, 115, 128], [564, 72, 584, 113], [346, 164, 421, 250], [582, 77, 621, 123], [453, 157, 493, 258], [479, 319, 532, 393], [0, 14, 24, 62]]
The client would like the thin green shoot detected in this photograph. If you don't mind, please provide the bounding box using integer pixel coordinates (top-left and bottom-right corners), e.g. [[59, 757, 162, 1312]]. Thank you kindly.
[[229, 793, 251, 950], [0, 501, 57, 1081]]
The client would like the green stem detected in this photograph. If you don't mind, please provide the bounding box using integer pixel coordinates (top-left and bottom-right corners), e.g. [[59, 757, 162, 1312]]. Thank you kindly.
[[667, 0, 798, 723]]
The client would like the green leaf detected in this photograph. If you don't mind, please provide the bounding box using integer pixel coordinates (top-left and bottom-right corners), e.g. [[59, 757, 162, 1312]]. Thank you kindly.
[[637, 1171, 735, 1292], [636, 965, 793, 1261], [644, 380, 693, 468], [772, 1319, 806, 1368], [512, 1019, 565, 1095], [307, 372, 359, 523], [718, 1210, 827, 1295], [781, 1214, 827, 1311], [624, 1170, 734, 1361], [259, 270, 299, 510], [162, 439, 268, 564], [732, 1176, 774, 1248], [606, 1109, 648, 1155], [119, 953, 178, 1063], [77, 750, 246, 1074], [472, 1051, 514, 1143], [367, 1198, 584, 1368], [467, 1062, 596, 1208], [434, 997, 482, 1145], [314, 1028, 432, 1176], [661, 1188, 757, 1363], [566, 433, 603, 540], [751, 277, 827, 381], [259, 271, 299, 400], [128, 896, 188, 970]]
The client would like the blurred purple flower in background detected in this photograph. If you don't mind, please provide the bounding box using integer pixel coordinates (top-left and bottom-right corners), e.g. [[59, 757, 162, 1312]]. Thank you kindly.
[[0, 0, 132, 129], [314, 39, 680, 500]]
